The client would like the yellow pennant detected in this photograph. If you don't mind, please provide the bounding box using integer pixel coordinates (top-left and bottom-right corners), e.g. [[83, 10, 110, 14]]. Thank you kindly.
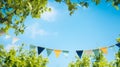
[[100, 47, 108, 54], [54, 50, 62, 58]]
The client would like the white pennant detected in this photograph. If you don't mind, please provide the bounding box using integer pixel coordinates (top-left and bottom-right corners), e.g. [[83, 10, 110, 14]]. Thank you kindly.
[[83, 50, 93, 57], [12, 37, 19, 44], [62, 51, 69, 58], [63, 52, 69, 57]]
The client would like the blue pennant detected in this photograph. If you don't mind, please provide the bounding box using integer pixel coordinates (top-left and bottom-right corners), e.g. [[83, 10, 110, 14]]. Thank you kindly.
[[76, 50, 83, 59], [116, 43, 120, 48], [37, 46, 45, 55]]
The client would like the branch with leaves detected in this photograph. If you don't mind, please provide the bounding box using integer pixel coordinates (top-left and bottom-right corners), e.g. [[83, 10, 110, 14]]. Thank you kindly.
[[0, 0, 120, 35]]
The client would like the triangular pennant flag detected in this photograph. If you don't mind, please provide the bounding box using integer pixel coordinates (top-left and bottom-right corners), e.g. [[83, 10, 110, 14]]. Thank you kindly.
[[30, 45, 36, 49], [109, 45, 115, 49], [12, 37, 19, 44], [54, 50, 62, 58], [76, 50, 83, 59], [62, 50, 69, 57], [37, 46, 45, 55], [116, 43, 120, 48], [93, 49, 100, 57], [46, 48, 53, 56], [83, 50, 93, 56], [100, 47, 108, 54], [5, 35, 11, 39]]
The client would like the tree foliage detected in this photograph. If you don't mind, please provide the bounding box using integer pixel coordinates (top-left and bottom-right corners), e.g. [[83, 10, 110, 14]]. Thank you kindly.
[[114, 48, 120, 67], [0, 0, 120, 35], [0, 44, 48, 67], [68, 56, 90, 67], [68, 51, 120, 67], [68, 37, 120, 67], [92, 52, 110, 67], [0, 0, 50, 35]]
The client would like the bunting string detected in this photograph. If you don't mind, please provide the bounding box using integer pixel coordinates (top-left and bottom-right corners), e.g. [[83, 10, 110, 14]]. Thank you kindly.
[[2, 34, 120, 59], [35, 43, 120, 58]]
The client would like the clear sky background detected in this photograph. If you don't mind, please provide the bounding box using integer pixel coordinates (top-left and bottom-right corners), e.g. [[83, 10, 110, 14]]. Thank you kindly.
[[0, 0, 120, 67]]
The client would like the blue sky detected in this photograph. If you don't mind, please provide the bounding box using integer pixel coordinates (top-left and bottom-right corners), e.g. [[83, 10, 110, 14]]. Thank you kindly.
[[0, 0, 120, 67]]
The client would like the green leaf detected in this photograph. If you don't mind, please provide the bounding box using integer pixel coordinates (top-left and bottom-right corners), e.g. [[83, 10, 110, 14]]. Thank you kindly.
[[116, 38, 120, 43], [80, 2, 89, 8], [55, 0, 62, 3], [114, 6, 119, 10], [92, 0, 101, 5]]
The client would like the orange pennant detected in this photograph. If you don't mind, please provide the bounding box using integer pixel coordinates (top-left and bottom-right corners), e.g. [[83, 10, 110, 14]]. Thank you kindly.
[[100, 47, 108, 54], [54, 50, 62, 58]]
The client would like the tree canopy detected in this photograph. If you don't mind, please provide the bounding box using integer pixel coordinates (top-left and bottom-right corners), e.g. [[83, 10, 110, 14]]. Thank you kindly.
[[0, 43, 48, 67], [0, 0, 120, 35]]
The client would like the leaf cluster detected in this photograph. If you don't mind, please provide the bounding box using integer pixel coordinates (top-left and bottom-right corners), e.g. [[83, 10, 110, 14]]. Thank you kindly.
[[0, 0, 120, 35], [0, 44, 48, 67]]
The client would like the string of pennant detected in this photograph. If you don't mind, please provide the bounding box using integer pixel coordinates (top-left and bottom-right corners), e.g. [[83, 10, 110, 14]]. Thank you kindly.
[[30, 43, 120, 59], [1, 33, 120, 59], [30, 45, 69, 58]]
